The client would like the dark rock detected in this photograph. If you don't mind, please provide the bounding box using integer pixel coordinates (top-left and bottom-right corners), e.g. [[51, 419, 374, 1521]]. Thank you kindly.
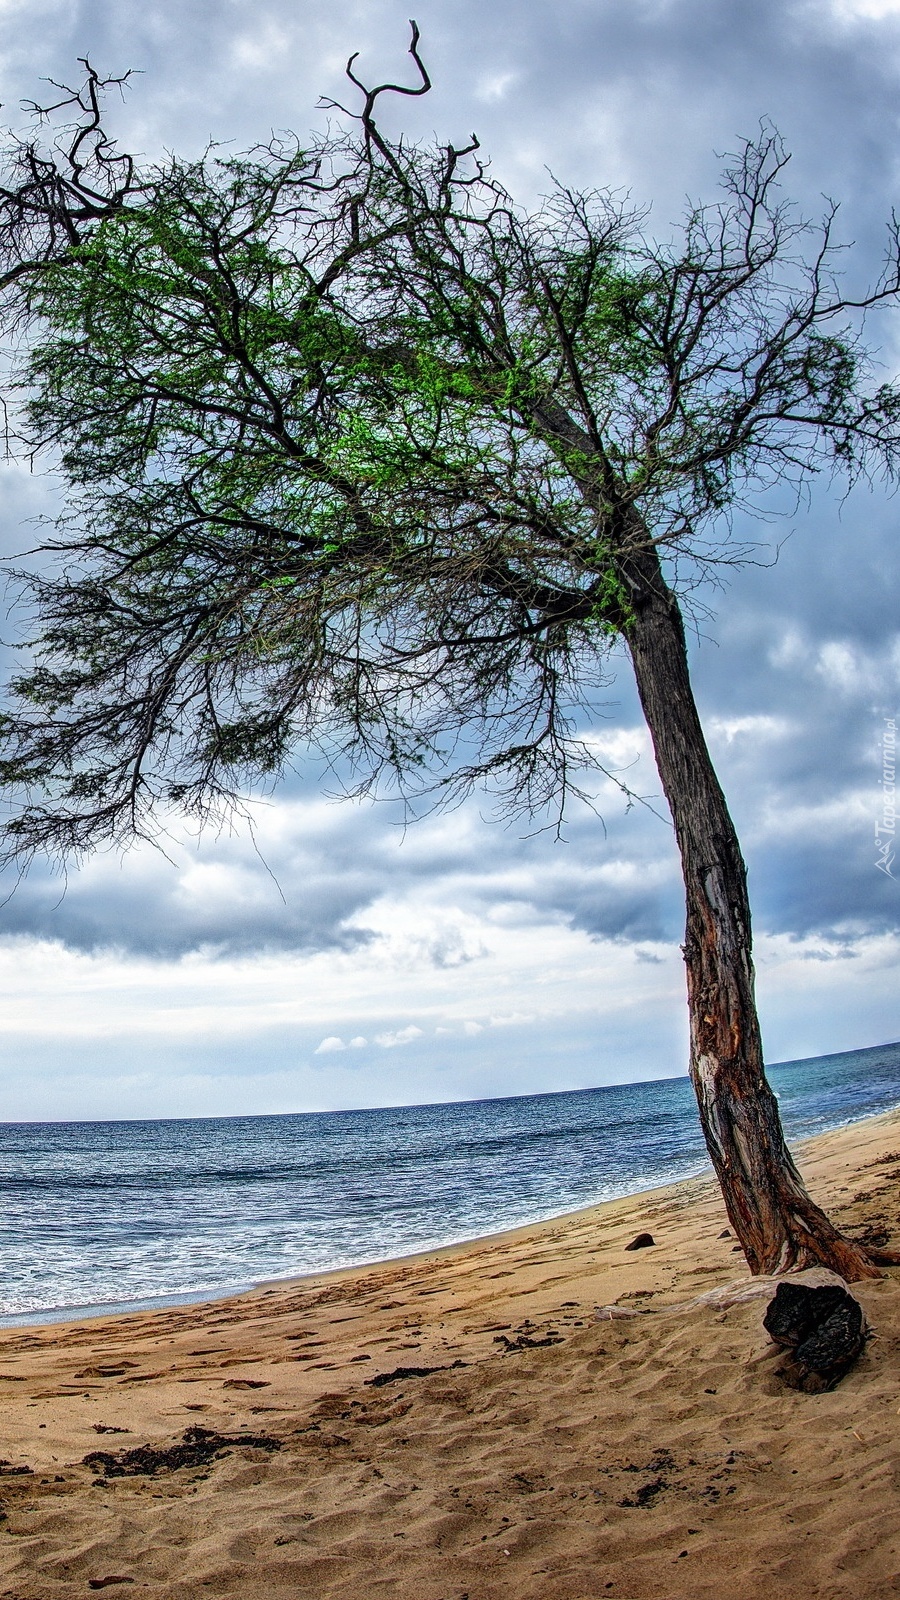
[[763, 1281, 867, 1392], [718, 1229, 731, 1238], [763, 1282, 851, 1348], [778, 1300, 867, 1393], [624, 1233, 655, 1251]]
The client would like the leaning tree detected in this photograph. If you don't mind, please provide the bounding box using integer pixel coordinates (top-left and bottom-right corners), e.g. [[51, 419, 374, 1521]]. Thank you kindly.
[[0, 31, 898, 1276]]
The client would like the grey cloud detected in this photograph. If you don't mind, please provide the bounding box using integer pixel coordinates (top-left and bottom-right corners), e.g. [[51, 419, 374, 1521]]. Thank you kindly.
[[0, 857, 376, 958], [686, 496, 900, 942], [7, 1, 899, 231], [0, 760, 682, 957]]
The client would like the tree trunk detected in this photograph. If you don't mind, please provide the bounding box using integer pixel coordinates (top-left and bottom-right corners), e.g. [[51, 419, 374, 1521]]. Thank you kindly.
[[620, 543, 877, 1280]]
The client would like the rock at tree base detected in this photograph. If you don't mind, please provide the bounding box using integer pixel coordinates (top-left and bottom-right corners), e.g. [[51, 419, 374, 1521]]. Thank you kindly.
[[763, 1283, 850, 1347], [764, 1280, 867, 1392]]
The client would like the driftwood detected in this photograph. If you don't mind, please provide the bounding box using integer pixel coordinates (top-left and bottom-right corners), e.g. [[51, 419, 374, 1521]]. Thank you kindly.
[[595, 1266, 871, 1393], [597, 1265, 857, 1320]]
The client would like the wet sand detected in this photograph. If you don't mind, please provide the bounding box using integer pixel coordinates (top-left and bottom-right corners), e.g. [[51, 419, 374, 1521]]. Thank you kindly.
[[1, 1108, 899, 1598]]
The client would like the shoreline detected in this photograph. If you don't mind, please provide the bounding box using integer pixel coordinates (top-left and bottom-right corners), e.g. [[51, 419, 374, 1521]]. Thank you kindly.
[[0, 1105, 899, 1597], [5, 1107, 896, 1331], [3, 1042, 900, 1332], [3, 1101, 900, 1332]]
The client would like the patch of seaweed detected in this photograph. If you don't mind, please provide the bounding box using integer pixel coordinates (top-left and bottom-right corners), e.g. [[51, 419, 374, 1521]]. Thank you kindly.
[[83, 1425, 281, 1478], [366, 1360, 468, 1388]]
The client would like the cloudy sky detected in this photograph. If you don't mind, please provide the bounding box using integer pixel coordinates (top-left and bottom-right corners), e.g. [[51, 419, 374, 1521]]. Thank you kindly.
[[0, 0, 897, 1121]]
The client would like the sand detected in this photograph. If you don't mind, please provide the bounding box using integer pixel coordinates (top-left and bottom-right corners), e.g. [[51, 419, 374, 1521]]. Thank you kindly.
[[1, 1110, 899, 1600]]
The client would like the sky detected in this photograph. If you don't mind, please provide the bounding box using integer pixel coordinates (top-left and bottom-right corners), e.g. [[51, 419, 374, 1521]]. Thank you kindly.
[[0, 0, 897, 1121]]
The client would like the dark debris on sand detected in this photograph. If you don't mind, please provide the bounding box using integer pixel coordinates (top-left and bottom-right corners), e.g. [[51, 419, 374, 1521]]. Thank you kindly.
[[83, 1425, 282, 1478], [366, 1360, 468, 1388]]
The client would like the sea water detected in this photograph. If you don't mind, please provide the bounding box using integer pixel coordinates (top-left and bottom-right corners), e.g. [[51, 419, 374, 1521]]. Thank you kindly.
[[0, 1040, 898, 1323]]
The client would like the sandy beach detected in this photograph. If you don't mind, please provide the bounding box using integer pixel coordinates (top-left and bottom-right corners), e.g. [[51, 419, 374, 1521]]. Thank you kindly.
[[0, 1109, 898, 1599]]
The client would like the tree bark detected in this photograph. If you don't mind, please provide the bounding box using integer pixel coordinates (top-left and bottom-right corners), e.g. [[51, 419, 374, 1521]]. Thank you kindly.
[[620, 542, 878, 1280]]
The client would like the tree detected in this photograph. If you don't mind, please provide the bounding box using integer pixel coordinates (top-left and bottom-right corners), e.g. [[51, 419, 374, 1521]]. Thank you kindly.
[[0, 32, 898, 1277]]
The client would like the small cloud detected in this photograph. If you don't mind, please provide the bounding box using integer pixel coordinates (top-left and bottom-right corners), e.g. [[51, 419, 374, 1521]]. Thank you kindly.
[[374, 1025, 424, 1049], [475, 69, 518, 103], [831, 0, 900, 17], [314, 1035, 346, 1054], [709, 714, 791, 746], [230, 21, 293, 70], [348, 1036, 368, 1049], [815, 640, 866, 694]]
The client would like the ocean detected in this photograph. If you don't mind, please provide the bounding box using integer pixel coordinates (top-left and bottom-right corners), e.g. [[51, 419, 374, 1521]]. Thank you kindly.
[[0, 1039, 898, 1324]]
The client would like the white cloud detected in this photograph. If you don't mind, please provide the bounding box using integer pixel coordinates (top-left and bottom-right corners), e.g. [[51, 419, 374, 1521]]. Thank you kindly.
[[830, 0, 900, 17], [474, 69, 518, 103], [374, 1025, 424, 1049], [772, 628, 900, 699], [708, 714, 793, 746], [815, 640, 869, 695], [230, 20, 294, 71], [768, 628, 807, 672], [310, 1030, 368, 1056], [0, 913, 684, 1057]]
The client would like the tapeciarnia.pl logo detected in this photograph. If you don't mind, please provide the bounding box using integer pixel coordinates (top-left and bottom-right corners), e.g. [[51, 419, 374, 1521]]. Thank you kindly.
[[876, 715, 897, 878]]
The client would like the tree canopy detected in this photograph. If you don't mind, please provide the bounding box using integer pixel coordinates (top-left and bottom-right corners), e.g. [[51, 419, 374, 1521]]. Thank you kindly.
[[1, 39, 898, 855]]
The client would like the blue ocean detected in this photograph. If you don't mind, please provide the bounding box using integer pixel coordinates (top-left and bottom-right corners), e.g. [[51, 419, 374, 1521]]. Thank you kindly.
[[1, 1040, 898, 1324]]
